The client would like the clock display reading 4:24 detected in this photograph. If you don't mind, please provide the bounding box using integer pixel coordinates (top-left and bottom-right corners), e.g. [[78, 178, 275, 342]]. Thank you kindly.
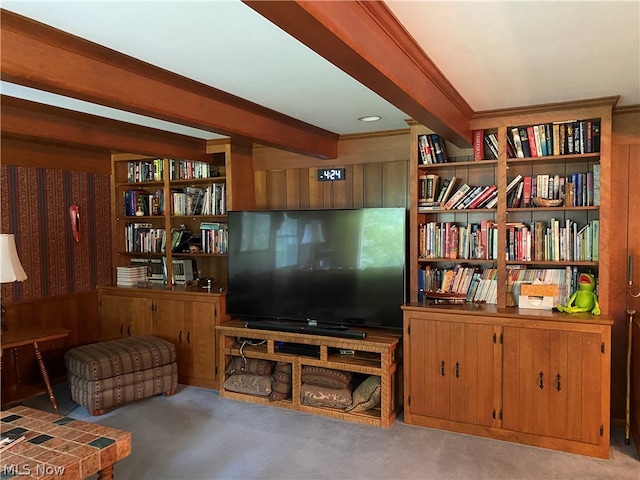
[[317, 168, 346, 181]]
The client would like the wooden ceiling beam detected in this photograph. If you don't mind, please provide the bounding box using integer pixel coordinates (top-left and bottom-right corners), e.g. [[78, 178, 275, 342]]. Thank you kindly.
[[1, 95, 212, 163], [244, 0, 473, 147], [0, 9, 338, 159]]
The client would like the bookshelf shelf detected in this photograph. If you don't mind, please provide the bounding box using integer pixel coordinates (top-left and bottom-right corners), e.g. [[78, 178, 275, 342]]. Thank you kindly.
[[506, 152, 599, 165], [505, 260, 598, 267], [418, 258, 495, 265], [507, 206, 598, 212], [419, 159, 498, 170]]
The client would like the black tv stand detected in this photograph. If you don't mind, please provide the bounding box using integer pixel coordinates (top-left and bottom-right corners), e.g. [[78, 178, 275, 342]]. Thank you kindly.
[[245, 319, 366, 339]]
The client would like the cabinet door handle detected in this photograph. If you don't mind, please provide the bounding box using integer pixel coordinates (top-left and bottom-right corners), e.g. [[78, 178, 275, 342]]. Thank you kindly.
[[120, 325, 124, 336], [440, 360, 446, 377], [538, 371, 544, 390], [187, 331, 191, 344], [555, 373, 562, 392], [179, 330, 182, 343], [127, 325, 131, 337], [455, 361, 460, 379]]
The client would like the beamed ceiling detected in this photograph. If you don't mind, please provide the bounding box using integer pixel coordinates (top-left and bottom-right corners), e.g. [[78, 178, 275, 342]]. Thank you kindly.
[[1, 1, 638, 159]]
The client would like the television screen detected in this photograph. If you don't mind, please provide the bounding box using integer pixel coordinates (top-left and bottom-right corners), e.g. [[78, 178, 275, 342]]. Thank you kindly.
[[227, 207, 406, 330]]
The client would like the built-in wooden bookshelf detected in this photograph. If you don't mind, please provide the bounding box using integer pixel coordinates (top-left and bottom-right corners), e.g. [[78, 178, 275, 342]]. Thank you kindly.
[[408, 97, 617, 312], [405, 97, 617, 458], [103, 140, 234, 389], [111, 140, 230, 287]]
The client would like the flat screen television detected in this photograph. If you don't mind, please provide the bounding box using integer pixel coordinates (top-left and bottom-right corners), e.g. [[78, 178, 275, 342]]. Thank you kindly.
[[226, 207, 406, 334]]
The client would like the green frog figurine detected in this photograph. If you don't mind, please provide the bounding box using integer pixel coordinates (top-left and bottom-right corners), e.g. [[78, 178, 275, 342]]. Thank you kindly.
[[556, 272, 600, 315]]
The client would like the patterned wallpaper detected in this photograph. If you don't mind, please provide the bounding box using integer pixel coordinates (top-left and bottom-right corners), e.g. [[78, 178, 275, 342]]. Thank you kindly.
[[1, 164, 112, 302]]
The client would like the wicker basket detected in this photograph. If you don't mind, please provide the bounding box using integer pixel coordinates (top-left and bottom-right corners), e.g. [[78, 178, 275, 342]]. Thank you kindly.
[[532, 197, 563, 207]]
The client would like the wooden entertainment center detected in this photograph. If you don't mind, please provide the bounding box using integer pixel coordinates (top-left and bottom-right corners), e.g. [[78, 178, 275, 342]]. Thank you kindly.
[[217, 319, 403, 428], [98, 96, 618, 456]]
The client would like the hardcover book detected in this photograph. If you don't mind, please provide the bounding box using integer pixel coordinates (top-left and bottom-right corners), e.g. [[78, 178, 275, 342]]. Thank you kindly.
[[527, 126, 538, 157], [518, 126, 532, 157], [472, 129, 484, 161], [438, 176, 460, 204], [510, 127, 525, 158], [425, 174, 440, 202], [443, 183, 471, 210]]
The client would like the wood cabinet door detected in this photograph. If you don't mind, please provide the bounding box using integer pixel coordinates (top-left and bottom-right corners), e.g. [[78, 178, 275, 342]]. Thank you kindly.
[[448, 321, 496, 426], [187, 300, 217, 383], [502, 326, 604, 444], [153, 298, 191, 380], [99, 294, 152, 341], [407, 318, 496, 425]]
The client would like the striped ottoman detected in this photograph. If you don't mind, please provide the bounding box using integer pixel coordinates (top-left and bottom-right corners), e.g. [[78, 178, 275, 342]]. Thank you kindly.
[[65, 336, 178, 415]]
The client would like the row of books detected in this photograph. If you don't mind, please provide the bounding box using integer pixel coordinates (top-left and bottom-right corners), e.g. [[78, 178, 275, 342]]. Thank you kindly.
[[124, 222, 228, 254], [417, 134, 449, 164], [473, 119, 601, 161], [171, 183, 226, 216], [125, 223, 166, 253], [127, 159, 165, 183], [506, 169, 599, 208], [123, 189, 163, 216], [508, 266, 585, 307], [124, 183, 227, 217], [419, 221, 499, 260], [127, 159, 218, 183], [418, 175, 499, 211], [506, 219, 599, 262], [419, 266, 498, 304], [200, 222, 228, 254], [419, 265, 587, 306], [509, 119, 600, 158]]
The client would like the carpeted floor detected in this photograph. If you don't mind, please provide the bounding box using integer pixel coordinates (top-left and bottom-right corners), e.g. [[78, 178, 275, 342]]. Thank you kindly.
[[23, 383, 640, 480]]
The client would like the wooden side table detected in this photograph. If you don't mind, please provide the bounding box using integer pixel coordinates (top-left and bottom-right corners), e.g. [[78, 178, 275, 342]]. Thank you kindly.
[[1, 326, 70, 414]]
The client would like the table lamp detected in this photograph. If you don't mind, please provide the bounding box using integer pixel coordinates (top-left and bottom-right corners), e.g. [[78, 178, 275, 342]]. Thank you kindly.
[[0, 233, 28, 332]]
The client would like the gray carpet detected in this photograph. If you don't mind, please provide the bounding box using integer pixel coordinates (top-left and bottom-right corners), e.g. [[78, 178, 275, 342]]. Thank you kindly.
[[24, 383, 639, 480]]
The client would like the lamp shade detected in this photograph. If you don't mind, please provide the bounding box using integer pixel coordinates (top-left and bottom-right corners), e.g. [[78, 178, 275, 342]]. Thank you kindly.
[[301, 221, 325, 244], [0, 234, 28, 283]]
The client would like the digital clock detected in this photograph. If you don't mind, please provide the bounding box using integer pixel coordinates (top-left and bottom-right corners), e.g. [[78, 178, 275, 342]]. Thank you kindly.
[[317, 167, 345, 181]]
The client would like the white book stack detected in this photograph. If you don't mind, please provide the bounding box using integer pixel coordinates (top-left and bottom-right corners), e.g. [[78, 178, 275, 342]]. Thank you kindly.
[[116, 265, 148, 286]]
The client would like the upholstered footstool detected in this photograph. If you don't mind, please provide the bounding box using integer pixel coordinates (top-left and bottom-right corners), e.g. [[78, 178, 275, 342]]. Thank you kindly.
[[65, 336, 178, 415]]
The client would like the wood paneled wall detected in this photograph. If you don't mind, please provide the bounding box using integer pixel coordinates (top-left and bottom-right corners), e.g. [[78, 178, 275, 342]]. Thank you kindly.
[[0, 290, 100, 407], [611, 107, 640, 442], [253, 130, 411, 210], [0, 139, 108, 406]]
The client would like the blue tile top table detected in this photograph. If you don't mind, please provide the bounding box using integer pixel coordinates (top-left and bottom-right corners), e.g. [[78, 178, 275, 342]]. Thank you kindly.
[[0, 406, 131, 479]]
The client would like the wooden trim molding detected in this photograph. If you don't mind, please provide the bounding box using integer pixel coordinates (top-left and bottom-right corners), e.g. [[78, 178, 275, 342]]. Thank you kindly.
[[0, 9, 338, 160], [244, 0, 473, 147]]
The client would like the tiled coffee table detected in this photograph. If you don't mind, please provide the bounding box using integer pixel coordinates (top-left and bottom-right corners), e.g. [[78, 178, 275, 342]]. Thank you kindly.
[[0, 406, 131, 479]]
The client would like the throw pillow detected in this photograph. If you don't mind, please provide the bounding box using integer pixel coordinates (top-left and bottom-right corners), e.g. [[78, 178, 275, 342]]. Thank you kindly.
[[225, 356, 275, 376], [269, 362, 292, 401], [301, 383, 352, 409], [345, 375, 381, 412], [223, 374, 272, 396], [301, 366, 352, 389]]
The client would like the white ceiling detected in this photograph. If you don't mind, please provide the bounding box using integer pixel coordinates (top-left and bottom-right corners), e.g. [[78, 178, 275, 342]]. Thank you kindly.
[[2, 0, 639, 143]]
